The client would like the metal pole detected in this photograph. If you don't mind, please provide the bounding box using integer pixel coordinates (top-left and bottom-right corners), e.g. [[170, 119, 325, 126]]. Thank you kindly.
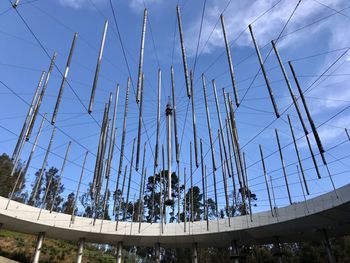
[[51, 33, 78, 124], [106, 85, 120, 180], [272, 41, 308, 134], [160, 144, 164, 231], [220, 14, 239, 107], [136, 73, 145, 171], [287, 115, 309, 195], [225, 118, 237, 208], [136, 8, 147, 103], [6, 161, 26, 210], [171, 66, 180, 163], [116, 78, 130, 208], [243, 152, 253, 221], [270, 175, 278, 216], [296, 165, 309, 213], [123, 138, 136, 220], [32, 232, 45, 263], [165, 100, 173, 204], [259, 145, 274, 217], [190, 142, 194, 222], [183, 166, 187, 232], [218, 129, 231, 224], [176, 5, 191, 98], [89, 20, 108, 114], [22, 114, 46, 178], [12, 0, 20, 8], [116, 165, 128, 231], [75, 238, 85, 263], [39, 142, 72, 219], [116, 241, 123, 263], [190, 71, 199, 167], [275, 129, 292, 204], [249, 24, 279, 118], [152, 69, 162, 222], [26, 52, 57, 141], [177, 162, 180, 223], [205, 165, 209, 231], [200, 139, 206, 222], [192, 243, 198, 263], [201, 74, 217, 172], [12, 71, 44, 161], [138, 143, 147, 233], [289, 61, 326, 164], [31, 127, 56, 204], [305, 132, 321, 179], [50, 141, 72, 213], [70, 151, 88, 225], [212, 80, 232, 178]]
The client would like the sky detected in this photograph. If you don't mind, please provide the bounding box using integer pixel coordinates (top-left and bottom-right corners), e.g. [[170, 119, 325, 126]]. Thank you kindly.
[[0, 0, 350, 221]]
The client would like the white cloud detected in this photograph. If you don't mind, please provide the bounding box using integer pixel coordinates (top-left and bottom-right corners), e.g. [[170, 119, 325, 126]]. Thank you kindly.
[[58, 0, 104, 9], [186, 0, 346, 56]]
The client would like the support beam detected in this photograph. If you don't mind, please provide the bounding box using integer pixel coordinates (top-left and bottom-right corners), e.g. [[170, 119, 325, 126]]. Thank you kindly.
[[155, 242, 161, 263], [76, 238, 85, 263], [230, 240, 239, 263], [116, 241, 123, 263], [323, 229, 336, 263], [192, 243, 198, 263], [32, 232, 45, 263], [165, 100, 173, 204], [136, 9, 147, 103]]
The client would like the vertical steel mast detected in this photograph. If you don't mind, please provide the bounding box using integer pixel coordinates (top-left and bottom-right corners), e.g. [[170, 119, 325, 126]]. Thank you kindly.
[[165, 99, 173, 205], [136, 9, 147, 103]]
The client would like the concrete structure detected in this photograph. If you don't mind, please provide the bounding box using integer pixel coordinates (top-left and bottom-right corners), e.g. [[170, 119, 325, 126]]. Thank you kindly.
[[0, 184, 349, 248]]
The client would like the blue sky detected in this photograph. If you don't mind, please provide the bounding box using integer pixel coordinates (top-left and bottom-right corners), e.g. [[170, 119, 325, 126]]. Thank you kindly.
[[1, 0, 350, 218]]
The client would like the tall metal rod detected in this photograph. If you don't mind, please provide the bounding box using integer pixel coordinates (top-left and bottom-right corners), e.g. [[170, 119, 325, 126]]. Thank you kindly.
[[177, 162, 180, 223], [200, 139, 206, 222], [201, 74, 218, 216], [176, 5, 191, 98], [50, 141, 72, 213], [100, 156, 114, 231], [190, 71, 199, 167], [205, 165, 209, 231], [171, 66, 180, 163], [31, 127, 56, 204], [220, 14, 239, 107], [115, 165, 128, 231], [123, 138, 136, 220], [6, 161, 26, 210], [218, 129, 231, 225], [190, 142, 194, 222], [272, 41, 308, 134], [136, 8, 147, 103], [259, 145, 274, 217], [138, 143, 147, 233], [89, 20, 108, 114], [275, 129, 292, 205], [201, 74, 216, 170], [26, 52, 57, 140], [287, 115, 309, 195], [305, 132, 321, 179], [288, 61, 326, 164], [161, 144, 165, 230], [183, 166, 187, 232], [243, 152, 253, 221], [296, 165, 309, 213], [249, 25, 280, 118], [270, 175, 278, 216], [70, 151, 88, 225], [166, 100, 173, 203], [162, 144, 167, 223], [51, 33, 78, 124], [151, 69, 162, 222], [212, 80, 232, 178], [136, 73, 145, 171], [22, 114, 46, 178], [12, 71, 44, 161], [225, 119, 237, 208], [116, 78, 130, 208], [345, 128, 350, 140]]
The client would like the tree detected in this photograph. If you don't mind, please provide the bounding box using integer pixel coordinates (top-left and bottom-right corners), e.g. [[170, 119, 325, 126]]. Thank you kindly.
[[42, 167, 64, 211], [0, 153, 26, 202], [28, 169, 45, 207], [80, 183, 110, 220], [62, 192, 75, 215]]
